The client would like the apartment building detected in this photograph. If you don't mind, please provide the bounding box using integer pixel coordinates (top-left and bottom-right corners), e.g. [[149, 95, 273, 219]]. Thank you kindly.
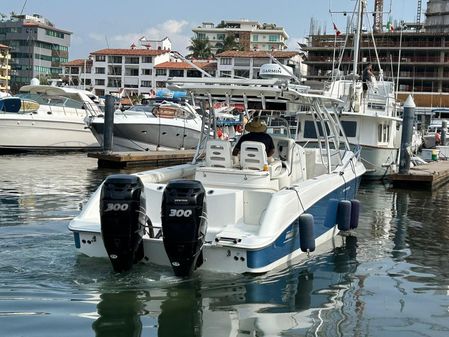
[[0, 14, 71, 92], [192, 20, 289, 54], [215, 50, 304, 80], [87, 48, 171, 97], [61, 58, 93, 89], [0, 43, 11, 92]]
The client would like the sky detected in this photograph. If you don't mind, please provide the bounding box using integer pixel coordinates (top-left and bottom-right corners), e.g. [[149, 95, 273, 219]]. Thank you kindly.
[[1, 0, 422, 60]]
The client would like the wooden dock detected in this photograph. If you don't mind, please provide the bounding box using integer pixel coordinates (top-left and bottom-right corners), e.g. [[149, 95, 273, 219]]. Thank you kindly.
[[390, 160, 449, 190], [88, 150, 197, 169]]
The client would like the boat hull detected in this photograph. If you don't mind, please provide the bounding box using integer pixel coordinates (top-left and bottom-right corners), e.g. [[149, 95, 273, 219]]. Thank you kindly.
[[0, 115, 99, 151], [90, 119, 201, 151], [70, 173, 362, 274]]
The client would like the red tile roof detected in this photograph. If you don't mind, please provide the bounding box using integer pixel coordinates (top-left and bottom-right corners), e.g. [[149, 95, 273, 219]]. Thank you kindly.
[[154, 61, 216, 70], [62, 59, 93, 66], [91, 48, 170, 56], [216, 50, 299, 58]]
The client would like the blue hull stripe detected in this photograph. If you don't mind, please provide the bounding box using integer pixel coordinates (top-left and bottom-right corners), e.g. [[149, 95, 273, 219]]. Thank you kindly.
[[247, 176, 361, 269]]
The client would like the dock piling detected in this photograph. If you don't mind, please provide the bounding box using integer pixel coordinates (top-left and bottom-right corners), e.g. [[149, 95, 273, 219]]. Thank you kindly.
[[103, 95, 115, 153], [398, 95, 416, 174]]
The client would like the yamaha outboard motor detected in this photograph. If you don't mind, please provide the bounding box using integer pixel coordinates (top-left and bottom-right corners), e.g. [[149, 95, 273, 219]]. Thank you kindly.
[[161, 180, 207, 277], [100, 174, 145, 272]]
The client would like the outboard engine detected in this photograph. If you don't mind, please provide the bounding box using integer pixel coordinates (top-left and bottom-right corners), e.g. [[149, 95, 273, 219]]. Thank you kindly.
[[100, 174, 145, 272], [161, 180, 207, 277]]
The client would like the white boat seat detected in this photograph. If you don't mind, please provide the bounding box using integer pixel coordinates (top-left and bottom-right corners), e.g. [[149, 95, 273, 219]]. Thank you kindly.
[[240, 141, 268, 171], [206, 140, 233, 168]]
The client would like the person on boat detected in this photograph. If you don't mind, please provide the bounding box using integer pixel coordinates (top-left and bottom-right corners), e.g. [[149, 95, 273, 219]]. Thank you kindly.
[[435, 129, 441, 146], [362, 63, 374, 97], [232, 117, 275, 158]]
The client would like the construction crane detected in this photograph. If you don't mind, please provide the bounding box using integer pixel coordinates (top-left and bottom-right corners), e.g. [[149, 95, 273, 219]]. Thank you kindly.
[[373, 0, 384, 32], [417, 0, 422, 25]]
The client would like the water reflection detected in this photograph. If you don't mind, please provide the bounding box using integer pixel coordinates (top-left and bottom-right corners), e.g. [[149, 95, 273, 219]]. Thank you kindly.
[[90, 236, 359, 337], [92, 291, 143, 337]]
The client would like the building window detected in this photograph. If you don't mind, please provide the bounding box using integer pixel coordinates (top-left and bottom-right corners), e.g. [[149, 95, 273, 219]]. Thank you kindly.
[[107, 78, 121, 87], [197, 33, 206, 40], [220, 70, 231, 78], [187, 69, 202, 77], [169, 69, 184, 77], [126, 68, 139, 76], [156, 69, 167, 76], [125, 57, 139, 64], [95, 79, 105, 85], [141, 80, 152, 87], [142, 56, 153, 63], [156, 81, 166, 88], [108, 56, 122, 63], [253, 34, 259, 42], [234, 58, 250, 66], [142, 69, 152, 75], [95, 67, 105, 74], [46, 29, 64, 39], [95, 55, 105, 62], [217, 33, 225, 41], [220, 58, 232, 65], [234, 69, 250, 78], [269, 35, 279, 42]]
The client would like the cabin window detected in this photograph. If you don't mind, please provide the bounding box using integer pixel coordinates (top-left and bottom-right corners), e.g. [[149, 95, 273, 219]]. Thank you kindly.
[[341, 121, 357, 137], [304, 120, 330, 138], [377, 124, 390, 143]]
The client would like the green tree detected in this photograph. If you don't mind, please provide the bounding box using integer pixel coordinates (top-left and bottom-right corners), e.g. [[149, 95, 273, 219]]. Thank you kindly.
[[187, 37, 213, 59], [216, 35, 243, 54]]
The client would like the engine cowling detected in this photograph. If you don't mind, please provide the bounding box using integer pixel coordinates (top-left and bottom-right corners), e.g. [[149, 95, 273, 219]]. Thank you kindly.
[[161, 180, 207, 277], [100, 174, 145, 272]]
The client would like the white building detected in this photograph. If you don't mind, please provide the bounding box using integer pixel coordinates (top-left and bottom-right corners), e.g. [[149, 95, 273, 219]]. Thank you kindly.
[[192, 20, 289, 54], [215, 50, 304, 80], [61, 58, 93, 89], [87, 48, 171, 96], [153, 60, 216, 88]]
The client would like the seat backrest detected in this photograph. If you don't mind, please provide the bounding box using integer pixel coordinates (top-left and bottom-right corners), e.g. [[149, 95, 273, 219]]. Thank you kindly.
[[206, 140, 233, 168], [240, 141, 268, 170]]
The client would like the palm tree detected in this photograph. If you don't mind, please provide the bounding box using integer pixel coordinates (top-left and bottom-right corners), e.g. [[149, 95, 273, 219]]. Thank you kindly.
[[216, 35, 243, 54], [186, 37, 213, 59]]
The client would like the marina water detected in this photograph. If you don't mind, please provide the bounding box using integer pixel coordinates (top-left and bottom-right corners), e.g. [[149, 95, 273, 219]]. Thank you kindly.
[[1, 153, 449, 337]]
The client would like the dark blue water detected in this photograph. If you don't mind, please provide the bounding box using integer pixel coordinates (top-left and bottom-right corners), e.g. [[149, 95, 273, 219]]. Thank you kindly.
[[1, 153, 449, 337]]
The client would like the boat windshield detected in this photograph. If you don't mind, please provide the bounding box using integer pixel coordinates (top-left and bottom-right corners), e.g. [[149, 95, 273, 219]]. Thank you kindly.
[[16, 93, 84, 110]]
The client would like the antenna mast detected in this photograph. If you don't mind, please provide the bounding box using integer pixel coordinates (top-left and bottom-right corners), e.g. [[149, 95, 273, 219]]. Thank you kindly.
[[417, 0, 422, 25], [373, 0, 384, 32]]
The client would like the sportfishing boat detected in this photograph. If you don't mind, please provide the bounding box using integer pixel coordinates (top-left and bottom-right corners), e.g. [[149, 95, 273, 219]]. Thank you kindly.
[[68, 70, 366, 277], [301, 0, 402, 178], [86, 99, 203, 151], [0, 84, 102, 152]]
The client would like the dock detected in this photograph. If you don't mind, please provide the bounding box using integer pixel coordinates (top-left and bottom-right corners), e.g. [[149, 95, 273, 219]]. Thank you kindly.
[[390, 160, 449, 190], [88, 150, 197, 169]]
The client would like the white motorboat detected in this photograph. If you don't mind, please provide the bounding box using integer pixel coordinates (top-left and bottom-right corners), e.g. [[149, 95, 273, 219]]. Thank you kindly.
[[300, 0, 402, 179], [68, 74, 366, 277], [0, 85, 102, 152], [87, 100, 203, 151]]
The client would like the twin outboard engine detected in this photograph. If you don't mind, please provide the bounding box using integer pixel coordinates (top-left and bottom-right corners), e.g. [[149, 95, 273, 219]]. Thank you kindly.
[[100, 174, 145, 272], [161, 180, 207, 277]]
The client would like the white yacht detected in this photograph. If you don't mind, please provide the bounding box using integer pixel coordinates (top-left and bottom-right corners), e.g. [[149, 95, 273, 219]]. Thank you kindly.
[[0, 84, 102, 152], [299, 0, 402, 179], [86, 100, 203, 151], [68, 73, 366, 277]]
